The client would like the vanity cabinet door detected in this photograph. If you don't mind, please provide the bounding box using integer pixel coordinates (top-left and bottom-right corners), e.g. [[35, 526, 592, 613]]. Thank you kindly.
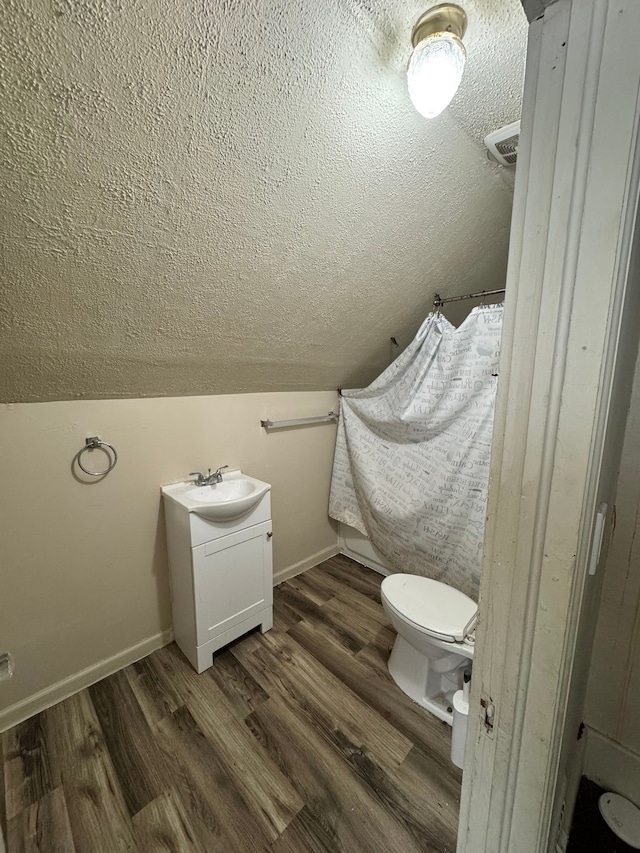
[[191, 520, 273, 646]]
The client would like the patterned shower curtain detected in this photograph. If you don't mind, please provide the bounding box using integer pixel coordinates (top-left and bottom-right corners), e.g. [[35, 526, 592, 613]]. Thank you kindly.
[[329, 304, 503, 600]]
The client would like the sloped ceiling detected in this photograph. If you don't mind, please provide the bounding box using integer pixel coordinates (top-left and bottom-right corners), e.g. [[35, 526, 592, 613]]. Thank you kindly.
[[0, 0, 527, 402]]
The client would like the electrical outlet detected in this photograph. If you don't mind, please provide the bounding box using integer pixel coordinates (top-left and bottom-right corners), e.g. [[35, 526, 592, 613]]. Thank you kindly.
[[0, 652, 14, 681]]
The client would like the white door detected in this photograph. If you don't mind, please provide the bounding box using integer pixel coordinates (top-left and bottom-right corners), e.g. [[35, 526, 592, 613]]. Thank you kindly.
[[192, 520, 273, 646], [459, 2, 640, 852]]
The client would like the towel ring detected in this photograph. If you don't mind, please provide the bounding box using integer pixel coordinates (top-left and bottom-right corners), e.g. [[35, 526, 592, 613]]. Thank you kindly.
[[77, 436, 118, 476]]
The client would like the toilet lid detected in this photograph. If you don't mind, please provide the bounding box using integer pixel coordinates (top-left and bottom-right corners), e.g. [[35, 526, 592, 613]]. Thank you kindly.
[[382, 574, 478, 642], [599, 792, 640, 848]]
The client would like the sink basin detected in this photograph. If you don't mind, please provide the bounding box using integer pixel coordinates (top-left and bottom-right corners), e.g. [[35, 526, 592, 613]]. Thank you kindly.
[[184, 481, 254, 505], [162, 471, 270, 521]]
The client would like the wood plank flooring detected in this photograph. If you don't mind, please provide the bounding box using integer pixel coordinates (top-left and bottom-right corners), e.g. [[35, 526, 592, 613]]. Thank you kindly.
[[1, 555, 461, 852]]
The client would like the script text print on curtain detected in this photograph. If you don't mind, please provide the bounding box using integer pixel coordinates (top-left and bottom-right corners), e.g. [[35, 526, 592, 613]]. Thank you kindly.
[[329, 304, 503, 600]]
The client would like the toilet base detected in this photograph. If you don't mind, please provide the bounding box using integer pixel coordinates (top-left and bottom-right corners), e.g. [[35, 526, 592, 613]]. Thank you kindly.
[[387, 634, 470, 726]]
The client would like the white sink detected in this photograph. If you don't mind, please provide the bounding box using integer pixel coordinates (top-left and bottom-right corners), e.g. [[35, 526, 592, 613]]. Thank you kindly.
[[162, 471, 270, 521], [184, 480, 254, 505]]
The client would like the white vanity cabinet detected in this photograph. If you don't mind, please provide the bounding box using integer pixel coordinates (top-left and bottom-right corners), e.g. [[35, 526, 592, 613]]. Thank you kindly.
[[162, 474, 273, 673]]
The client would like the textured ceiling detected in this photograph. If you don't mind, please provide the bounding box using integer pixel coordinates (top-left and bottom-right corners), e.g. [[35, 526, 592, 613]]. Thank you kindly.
[[0, 0, 527, 402]]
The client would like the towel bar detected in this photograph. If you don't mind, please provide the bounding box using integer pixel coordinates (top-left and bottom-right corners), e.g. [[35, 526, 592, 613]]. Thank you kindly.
[[260, 412, 338, 429]]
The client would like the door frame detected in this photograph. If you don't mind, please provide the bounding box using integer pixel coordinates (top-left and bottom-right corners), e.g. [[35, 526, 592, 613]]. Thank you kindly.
[[459, 2, 640, 851]]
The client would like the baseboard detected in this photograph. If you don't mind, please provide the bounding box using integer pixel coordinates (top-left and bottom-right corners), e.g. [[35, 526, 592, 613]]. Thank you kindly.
[[273, 544, 340, 586], [0, 628, 173, 733], [1, 544, 343, 732], [584, 727, 640, 806], [1, 543, 348, 732]]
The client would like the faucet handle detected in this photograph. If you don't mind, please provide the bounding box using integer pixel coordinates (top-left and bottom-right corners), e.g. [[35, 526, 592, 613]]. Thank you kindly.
[[215, 465, 229, 476], [189, 471, 204, 483]]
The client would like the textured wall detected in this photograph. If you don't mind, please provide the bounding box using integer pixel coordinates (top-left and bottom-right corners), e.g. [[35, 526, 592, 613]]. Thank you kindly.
[[0, 0, 526, 402]]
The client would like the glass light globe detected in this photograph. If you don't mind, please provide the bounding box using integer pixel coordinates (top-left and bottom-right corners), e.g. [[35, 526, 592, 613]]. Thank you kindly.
[[407, 32, 466, 119]]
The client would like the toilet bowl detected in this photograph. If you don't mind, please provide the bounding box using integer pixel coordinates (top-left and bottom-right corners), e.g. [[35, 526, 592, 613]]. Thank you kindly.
[[381, 573, 477, 725]]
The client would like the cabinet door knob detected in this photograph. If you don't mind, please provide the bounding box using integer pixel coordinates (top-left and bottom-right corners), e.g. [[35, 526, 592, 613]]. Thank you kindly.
[[267, 531, 273, 539]]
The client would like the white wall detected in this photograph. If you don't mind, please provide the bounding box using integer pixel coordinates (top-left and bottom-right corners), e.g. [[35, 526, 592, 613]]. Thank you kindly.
[[584, 347, 640, 800], [0, 390, 339, 730]]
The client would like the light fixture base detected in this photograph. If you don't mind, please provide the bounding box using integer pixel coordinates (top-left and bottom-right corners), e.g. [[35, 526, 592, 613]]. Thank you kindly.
[[411, 3, 467, 48]]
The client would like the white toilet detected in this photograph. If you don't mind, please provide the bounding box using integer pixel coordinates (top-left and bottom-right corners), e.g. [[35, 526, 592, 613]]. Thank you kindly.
[[381, 573, 477, 725]]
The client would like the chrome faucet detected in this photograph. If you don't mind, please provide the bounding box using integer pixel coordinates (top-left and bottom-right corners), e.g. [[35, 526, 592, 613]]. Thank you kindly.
[[189, 466, 228, 486]]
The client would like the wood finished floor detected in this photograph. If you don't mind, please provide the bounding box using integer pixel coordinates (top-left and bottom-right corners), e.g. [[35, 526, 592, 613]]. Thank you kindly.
[[1, 555, 461, 853]]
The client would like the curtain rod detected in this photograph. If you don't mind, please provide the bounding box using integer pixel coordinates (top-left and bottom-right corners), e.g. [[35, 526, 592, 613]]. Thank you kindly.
[[433, 288, 505, 308], [336, 290, 506, 398]]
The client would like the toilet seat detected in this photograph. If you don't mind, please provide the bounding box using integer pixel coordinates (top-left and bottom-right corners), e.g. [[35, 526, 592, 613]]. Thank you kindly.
[[381, 574, 477, 642]]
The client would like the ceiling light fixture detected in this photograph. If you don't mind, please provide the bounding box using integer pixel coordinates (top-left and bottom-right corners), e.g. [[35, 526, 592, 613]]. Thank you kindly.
[[407, 3, 467, 119]]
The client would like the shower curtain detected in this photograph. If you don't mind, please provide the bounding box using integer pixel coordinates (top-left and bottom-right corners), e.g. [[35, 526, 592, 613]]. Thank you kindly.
[[329, 303, 503, 600]]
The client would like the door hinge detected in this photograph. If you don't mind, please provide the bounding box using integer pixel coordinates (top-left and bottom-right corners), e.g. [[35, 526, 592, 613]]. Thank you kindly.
[[481, 696, 495, 734]]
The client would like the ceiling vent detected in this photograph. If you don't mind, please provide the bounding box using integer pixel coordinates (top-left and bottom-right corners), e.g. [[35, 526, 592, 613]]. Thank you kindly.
[[484, 120, 520, 166]]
